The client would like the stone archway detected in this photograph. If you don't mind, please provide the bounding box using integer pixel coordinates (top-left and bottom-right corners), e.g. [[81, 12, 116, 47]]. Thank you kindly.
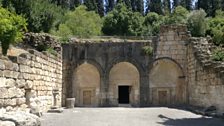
[[149, 58, 186, 106], [108, 62, 140, 106], [73, 63, 100, 107]]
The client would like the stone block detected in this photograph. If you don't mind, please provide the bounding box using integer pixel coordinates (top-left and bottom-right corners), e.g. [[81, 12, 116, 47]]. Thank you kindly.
[[0, 88, 8, 98], [0, 77, 6, 87], [3, 60, 13, 70], [0, 121, 15, 126], [8, 88, 25, 98], [4, 79, 16, 88], [16, 79, 26, 88], [4, 99, 16, 106], [25, 80, 33, 89], [0, 59, 5, 70], [16, 98, 26, 105], [12, 63, 19, 71], [3, 70, 19, 78], [19, 65, 31, 73]]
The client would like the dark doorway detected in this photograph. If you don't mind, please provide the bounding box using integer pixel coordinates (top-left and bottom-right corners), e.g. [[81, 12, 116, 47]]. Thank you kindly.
[[118, 86, 130, 104]]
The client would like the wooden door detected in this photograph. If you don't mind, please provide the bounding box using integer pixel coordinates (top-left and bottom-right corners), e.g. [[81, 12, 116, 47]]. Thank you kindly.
[[158, 90, 168, 105], [83, 90, 92, 105]]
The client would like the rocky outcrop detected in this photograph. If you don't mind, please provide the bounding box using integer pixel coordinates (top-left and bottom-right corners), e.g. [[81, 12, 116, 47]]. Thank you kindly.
[[0, 110, 40, 126], [22, 33, 61, 53]]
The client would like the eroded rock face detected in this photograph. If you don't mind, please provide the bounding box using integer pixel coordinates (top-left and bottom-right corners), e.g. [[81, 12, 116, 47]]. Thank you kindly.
[[0, 111, 40, 126]]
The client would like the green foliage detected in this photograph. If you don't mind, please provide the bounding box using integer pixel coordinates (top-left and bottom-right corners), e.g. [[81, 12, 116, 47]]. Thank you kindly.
[[164, 6, 189, 25], [28, 0, 66, 33], [53, 5, 102, 39], [2, 0, 66, 33], [207, 10, 224, 45], [46, 47, 57, 55], [142, 46, 153, 56], [212, 48, 224, 61], [187, 9, 207, 37], [0, 7, 27, 55], [143, 12, 163, 36], [147, 0, 163, 15], [102, 3, 144, 36]]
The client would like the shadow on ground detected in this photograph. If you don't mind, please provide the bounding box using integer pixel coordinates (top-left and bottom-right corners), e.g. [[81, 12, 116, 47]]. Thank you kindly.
[[157, 114, 224, 126]]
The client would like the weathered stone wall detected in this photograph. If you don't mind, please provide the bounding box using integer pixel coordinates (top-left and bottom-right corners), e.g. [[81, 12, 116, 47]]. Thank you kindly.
[[187, 38, 224, 112], [0, 48, 62, 112]]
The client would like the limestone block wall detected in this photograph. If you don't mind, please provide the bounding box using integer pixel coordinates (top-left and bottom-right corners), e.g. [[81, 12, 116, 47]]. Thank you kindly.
[[149, 25, 190, 106], [0, 49, 62, 112], [187, 38, 224, 112]]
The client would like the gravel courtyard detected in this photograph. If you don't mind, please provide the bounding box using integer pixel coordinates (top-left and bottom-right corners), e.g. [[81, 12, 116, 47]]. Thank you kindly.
[[41, 107, 224, 126]]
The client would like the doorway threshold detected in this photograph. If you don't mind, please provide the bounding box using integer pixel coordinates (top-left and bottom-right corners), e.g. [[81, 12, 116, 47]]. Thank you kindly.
[[118, 104, 131, 107]]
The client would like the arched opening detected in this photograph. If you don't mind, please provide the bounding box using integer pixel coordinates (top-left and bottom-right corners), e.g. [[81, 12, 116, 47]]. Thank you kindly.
[[149, 59, 186, 105], [109, 62, 140, 106], [73, 63, 100, 107]]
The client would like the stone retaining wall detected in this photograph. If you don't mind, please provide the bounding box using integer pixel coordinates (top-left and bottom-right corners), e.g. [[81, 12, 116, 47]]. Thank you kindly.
[[187, 38, 224, 112], [0, 49, 62, 112]]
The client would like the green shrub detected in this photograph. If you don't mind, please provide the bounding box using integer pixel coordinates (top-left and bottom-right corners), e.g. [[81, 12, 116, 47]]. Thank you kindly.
[[142, 46, 153, 56], [0, 7, 27, 55], [187, 9, 207, 37], [212, 48, 224, 61], [53, 5, 102, 39], [208, 17, 224, 45]]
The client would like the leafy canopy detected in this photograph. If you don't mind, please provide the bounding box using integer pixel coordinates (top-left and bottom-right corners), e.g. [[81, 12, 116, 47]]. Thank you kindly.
[[207, 10, 224, 45], [187, 9, 207, 37], [53, 5, 102, 39], [143, 12, 163, 36], [102, 3, 144, 36], [0, 7, 27, 55], [2, 0, 66, 33], [164, 6, 189, 25]]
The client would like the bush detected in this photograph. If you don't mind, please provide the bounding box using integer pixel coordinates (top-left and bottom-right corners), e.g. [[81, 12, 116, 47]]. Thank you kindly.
[[143, 12, 163, 36], [53, 5, 102, 39], [0, 7, 27, 55], [2, 0, 66, 33], [142, 46, 153, 56], [102, 3, 144, 36], [187, 9, 207, 37], [164, 6, 189, 25], [212, 48, 224, 61], [207, 11, 224, 45]]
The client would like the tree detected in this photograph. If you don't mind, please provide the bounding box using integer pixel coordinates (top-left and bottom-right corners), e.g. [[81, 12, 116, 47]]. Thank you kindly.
[[2, 0, 66, 33], [173, 0, 180, 9], [135, 0, 144, 14], [179, 0, 192, 10], [164, 6, 189, 24], [0, 7, 27, 55], [106, 0, 115, 13], [147, 0, 163, 15], [207, 10, 224, 45], [196, 0, 221, 17], [163, 0, 171, 15], [97, 0, 105, 16], [187, 9, 207, 37], [53, 5, 102, 39], [102, 3, 144, 36], [143, 12, 164, 35]]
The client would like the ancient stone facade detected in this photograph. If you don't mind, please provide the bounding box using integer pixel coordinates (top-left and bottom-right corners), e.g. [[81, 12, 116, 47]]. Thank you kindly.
[[62, 25, 224, 112], [0, 25, 223, 116], [0, 48, 62, 112], [62, 25, 190, 108]]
